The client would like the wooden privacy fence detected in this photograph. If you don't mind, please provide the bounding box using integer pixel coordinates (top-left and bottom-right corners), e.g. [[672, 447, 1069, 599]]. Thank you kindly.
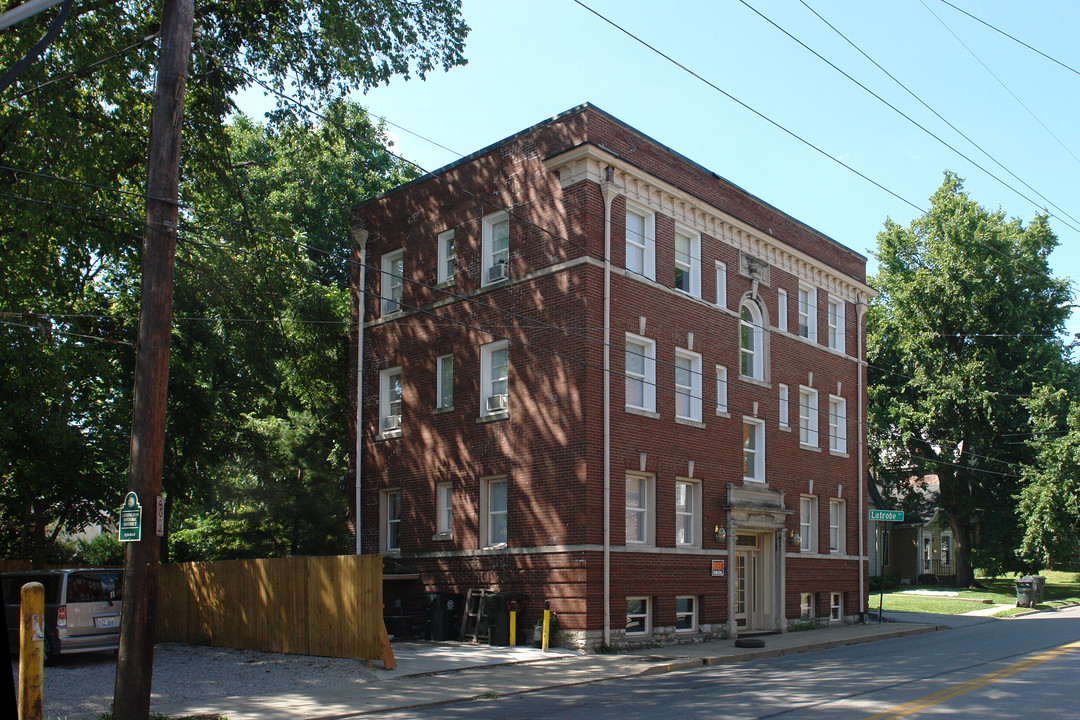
[[157, 554, 383, 661]]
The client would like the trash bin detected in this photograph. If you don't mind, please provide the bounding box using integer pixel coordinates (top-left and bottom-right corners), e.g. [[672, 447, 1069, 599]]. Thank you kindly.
[[423, 592, 464, 641], [1015, 577, 1035, 608], [1031, 575, 1046, 605], [485, 591, 526, 646]]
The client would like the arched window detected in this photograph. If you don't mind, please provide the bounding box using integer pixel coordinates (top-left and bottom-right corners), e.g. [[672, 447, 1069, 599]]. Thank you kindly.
[[740, 300, 764, 380]]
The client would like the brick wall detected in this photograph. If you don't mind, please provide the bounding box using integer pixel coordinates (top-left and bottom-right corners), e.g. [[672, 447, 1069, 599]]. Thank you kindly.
[[349, 105, 870, 646]]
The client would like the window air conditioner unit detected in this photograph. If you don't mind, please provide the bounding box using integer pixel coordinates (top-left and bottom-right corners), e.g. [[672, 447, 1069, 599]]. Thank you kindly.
[[486, 394, 508, 412], [383, 414, 401, 431], [488, 262, 509, 282]]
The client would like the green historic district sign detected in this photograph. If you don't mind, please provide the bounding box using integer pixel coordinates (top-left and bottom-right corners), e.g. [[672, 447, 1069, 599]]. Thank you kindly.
[[119, 491, 142, 542], [868, 509, 905, 522]]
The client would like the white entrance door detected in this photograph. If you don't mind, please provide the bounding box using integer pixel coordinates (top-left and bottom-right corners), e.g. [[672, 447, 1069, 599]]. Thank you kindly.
[[734, 533, 761, 630]]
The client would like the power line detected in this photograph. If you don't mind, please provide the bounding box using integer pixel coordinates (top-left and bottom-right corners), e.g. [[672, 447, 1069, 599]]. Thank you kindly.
[[920, 0, 1080, 167], [570, 0, 925, 215], [939, 0, 1080, 77], [3, 185, 1022, 482], [1, 31, 159, 104], [0, 319, 135, 347], [795, 0, 1080, 232], [4, 82, 1053, 480]]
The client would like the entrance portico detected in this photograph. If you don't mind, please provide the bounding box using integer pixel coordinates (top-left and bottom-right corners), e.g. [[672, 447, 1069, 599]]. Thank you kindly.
[[726, 485, 792, 636]]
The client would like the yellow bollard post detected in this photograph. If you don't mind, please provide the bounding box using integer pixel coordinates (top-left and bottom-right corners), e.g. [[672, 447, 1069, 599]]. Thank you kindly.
[[507, 599, 518, 646], [19, 581, 44, 720], [541, 600, 550, 652]]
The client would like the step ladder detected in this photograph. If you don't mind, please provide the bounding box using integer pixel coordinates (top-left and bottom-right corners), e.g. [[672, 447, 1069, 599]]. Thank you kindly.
[[460, 589, 493, 643]]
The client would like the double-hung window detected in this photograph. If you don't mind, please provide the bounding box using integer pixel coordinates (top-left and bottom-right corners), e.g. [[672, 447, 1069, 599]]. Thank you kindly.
[[436, 355, 454, 410], [674, 349, 702, 422], [779, 384, 790, 429], [625, 334, 656, 412], [625, 473, 653, 545], [829, 396, 847, 453], [380, 367, 403, 436], [716, 365, 728, 414], [777, 289, 788, 332], [625, 206, 655, 280], [798, 283, 817, 342], [437, 229, 455, 284], [829, 499, 845, 553], [799, 387, 819, 447], [626, 597, 651, 635], [675, 480, 699, 547], [715, 261, 727, 308], [436, 482, 453, 537], [381, 249, 404, 316], [800, 495, 817, 553], [480, 340, 509, 416], [674, 226, 700, 297], [740, 301, 764, 380], [743, 418, 765, 482], [482, 212, 510, 285], [675, 596, 697, 632], [384, 490, 401, 552], [831, 592, 844, 622], [482, 477, 508, 547], [827, 296, 845, 352]]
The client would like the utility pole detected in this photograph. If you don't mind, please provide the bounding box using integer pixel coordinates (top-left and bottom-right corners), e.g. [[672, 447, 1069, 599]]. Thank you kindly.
[[113, 2, 193, 719]]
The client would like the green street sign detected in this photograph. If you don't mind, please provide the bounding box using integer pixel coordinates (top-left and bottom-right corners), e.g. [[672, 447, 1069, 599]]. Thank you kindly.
[[869, 509, 904, 522], [119, 491, 142, 542]]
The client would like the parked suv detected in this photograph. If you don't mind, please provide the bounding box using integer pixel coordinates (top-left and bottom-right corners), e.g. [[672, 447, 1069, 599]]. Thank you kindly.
[[3, 568, 123, 662]]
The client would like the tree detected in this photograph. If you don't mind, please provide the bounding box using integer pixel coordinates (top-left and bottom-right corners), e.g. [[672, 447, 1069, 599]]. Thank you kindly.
[[1016, 385, 1080, 569], [0, 2, 464, 560], [158, 103, 418, 560], [867, 172, 1072, 584]]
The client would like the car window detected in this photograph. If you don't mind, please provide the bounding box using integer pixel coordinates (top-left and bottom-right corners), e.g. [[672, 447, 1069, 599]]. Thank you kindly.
[[2, 574, 62, 604], [66, 574, 107, 603], [85, 572, 123, 601]]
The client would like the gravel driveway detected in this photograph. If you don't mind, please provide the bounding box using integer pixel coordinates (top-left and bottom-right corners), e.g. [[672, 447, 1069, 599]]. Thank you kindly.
[[11, 643, 380, 719]]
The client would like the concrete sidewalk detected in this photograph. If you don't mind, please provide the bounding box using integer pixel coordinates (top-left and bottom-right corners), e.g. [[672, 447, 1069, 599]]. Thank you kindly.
[[153, 621, 944, 719]]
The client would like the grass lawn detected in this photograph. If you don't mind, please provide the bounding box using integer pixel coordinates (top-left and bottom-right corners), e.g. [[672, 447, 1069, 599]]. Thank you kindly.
[[873, 593, 990, 615], [876, 569, 1080, 616]]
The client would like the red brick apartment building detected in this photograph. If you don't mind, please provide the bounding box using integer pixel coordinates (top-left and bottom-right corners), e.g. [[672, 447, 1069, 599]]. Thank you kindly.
[[349, 104, 876, 649]]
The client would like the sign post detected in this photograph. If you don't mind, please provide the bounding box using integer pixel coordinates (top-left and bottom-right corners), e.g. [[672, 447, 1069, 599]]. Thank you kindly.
[[119, 491, 143, 543], [869, 509, 904, 622]]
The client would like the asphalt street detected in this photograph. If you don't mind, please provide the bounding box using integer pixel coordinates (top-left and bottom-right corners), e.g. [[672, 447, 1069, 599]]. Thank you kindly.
[[378, 607, 1080, 719]]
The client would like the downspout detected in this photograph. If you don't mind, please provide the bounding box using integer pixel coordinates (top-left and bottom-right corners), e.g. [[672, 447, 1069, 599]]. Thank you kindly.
[[352, 227, 369, 555], [857, 296, 867, 615], [601, 168, 616, 648]]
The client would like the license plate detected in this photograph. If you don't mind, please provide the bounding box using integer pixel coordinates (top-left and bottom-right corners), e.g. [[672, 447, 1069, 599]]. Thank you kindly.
[[94, 615, 120, 629]]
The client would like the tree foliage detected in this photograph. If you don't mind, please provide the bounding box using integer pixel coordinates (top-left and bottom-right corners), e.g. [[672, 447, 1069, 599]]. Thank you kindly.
[[1017, 385, 1080, 569], [867, 172, 1073, 582], [1, 1, 458, 563]]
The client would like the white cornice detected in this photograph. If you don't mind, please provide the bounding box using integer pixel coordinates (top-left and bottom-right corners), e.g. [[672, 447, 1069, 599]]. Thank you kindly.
[[544, 145, 877, 305]]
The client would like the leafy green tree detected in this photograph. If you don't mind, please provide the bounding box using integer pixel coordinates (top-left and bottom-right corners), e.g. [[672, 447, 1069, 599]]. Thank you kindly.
[[1017, 385, 1080, 569], [868, 172, 1072, 584], [1, 2, 463, 562]]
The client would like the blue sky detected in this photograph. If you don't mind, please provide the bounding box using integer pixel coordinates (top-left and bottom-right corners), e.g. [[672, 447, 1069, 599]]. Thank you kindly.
[[239, 0, 1080, 338]]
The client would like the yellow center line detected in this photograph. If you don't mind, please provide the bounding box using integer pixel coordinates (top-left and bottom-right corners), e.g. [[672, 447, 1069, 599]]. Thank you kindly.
[[863, 638, 1080, 719]]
